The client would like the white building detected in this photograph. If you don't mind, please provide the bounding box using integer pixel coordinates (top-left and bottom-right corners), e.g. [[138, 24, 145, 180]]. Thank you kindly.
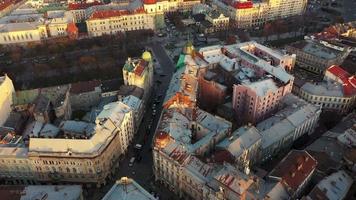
[[0, 74, 15, 126], [216, 126, 261, 169], [0, 100, 134, 187], [47, 10, 75, 37], [306, 170, 353, 200], [121, 95, 143, 133], [294, 65, 356, 114], [0, 6, 75, 44], [256, 94, 321, 161], [86, 5, 155, 37], [213, 0, 307, 28]]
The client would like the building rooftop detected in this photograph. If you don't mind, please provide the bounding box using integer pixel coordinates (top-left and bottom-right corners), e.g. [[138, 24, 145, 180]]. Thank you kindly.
[[244, 78, 278, 97], [0, 185, 82, 200], [184, 156, 215, 183], [155, 107, 231, 157], [40, 123, 60, 138], [307, 170, 353, 200], [198, 41, 294, 84], [0, 22, 41, 32], [59, 120, 96, 137], [211, 164, 254, 196], [257, 94, 321, 149], [290, 40, 344, 60], [325, 65, 356, 96], [337, 127, 356, 147], [122, 95, 142, 112], [102, 177, 156, 200], [265, 181, 290, 200], [269, 150, 317, 194], [217, 126, 261, 159], [28, 101, 132, 157], [33, 95, 51, 114], [301, 81, 345, 97], [118, 85, 144, 100], [101, 78, 122, 93], [70, 80, 101, 94]]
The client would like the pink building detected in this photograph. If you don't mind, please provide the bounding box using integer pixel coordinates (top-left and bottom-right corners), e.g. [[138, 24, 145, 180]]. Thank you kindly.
[[229, 41, 294, 124], [233, 78, 293, 124]]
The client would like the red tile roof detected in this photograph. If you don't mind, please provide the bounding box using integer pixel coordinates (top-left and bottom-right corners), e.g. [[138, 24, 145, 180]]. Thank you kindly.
[[326, 65, 356, 96], [222, 0, 253, 9], [270, 150, 317, 194], [67, 23, 79, 39], [70, 80, 101, 94], [143, 0, 157, 4], [169, 146, 189, 164], [68, 1, 103, 10], [134, 60, 147, 76], [0, 0, 21, 11], [89, 7, 145, 20]]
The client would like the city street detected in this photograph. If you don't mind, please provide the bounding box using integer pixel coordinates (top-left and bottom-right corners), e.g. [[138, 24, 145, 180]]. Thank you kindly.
[[86, 41, 177, 200]]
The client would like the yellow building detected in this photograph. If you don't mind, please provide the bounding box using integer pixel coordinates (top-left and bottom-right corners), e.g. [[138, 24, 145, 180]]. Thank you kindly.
[[0, 10, 74, 44], [86, 8, 155, 37], [0, 74, 15, 126], [123, 51, 154, 99], [0, 22, 47, 44], [213, 0, 307, 28]]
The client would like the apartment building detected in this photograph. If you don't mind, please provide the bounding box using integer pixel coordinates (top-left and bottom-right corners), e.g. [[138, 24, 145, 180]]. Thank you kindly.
[[294, 65, 356, 114], [68, 1, 103, 23], [256, 94, 321, 161], [286, 40, 351, 75], [215, 126, 261, 170], [0, 6, 75, 44], [305, 170, 353, 200], [0, 101, 134, 187], [213, 0, 307, 28], [228, 42, 294, 124], [268, 150, 317, 199], [153, 107, 259, 199], [86, 6, 155, 37]]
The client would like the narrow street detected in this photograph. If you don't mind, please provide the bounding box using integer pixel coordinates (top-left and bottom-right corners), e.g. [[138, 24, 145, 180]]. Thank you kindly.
[[86, 41, 177, 200]]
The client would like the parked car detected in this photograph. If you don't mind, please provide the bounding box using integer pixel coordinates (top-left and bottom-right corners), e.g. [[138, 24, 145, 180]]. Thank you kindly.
[[129, 157, 136, 167], [134, 144, 142, 150]]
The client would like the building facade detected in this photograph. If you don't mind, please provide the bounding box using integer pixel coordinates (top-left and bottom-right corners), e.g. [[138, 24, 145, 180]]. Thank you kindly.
[[213, 0, 307, 28], [123, 51, 154, 102], [257, 94, 321, 161], [86, 8, 155, 37], [0, 74, 15, 126], [0, 101, 134, 187], [286, 40, 351, 75], [293, 65, 356, 114]]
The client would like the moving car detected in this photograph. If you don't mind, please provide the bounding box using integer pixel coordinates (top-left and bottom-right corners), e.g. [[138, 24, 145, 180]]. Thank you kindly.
[[129, 157, 136, 167]]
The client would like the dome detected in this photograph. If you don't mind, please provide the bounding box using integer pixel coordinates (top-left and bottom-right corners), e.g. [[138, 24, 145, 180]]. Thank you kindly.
[[143, 0, 156, 4], [142, 51, 152, 62], [183, 41, 194, 55]]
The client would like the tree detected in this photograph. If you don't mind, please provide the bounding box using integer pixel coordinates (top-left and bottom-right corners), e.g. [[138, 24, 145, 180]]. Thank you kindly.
[[263, 22, 273, 41]]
